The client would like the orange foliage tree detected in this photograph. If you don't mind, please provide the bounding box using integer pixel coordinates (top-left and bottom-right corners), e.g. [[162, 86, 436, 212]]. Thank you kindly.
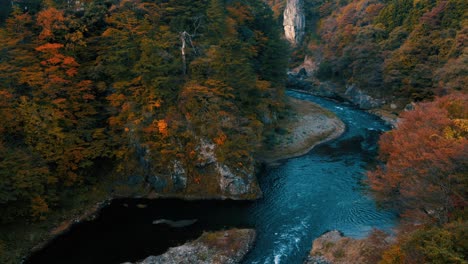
[[368, 94, 467, 225]]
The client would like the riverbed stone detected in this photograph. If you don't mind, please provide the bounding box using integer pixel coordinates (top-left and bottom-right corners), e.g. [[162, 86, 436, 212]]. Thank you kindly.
[[125, 229, 255, 264]]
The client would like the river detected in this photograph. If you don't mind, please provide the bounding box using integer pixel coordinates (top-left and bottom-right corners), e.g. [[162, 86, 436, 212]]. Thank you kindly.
[[26, 91, 396, 264]]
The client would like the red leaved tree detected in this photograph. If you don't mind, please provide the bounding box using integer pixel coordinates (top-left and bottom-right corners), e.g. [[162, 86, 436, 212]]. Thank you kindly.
[[368, 94, 467, 225]]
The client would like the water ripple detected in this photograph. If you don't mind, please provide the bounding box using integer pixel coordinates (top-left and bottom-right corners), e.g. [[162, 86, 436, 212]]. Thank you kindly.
[[242, 92, 396, 263]]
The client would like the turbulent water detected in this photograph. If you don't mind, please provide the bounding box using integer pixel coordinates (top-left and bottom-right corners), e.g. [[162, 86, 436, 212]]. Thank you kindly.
[[27, 91, 396, 264]]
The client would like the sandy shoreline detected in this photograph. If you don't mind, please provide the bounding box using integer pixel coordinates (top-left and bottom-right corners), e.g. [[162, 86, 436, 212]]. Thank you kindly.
[[258, 97, 345, 164]]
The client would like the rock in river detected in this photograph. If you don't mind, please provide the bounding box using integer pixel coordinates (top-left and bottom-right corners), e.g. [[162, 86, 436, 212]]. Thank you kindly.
[[124, 229, 256, 264]]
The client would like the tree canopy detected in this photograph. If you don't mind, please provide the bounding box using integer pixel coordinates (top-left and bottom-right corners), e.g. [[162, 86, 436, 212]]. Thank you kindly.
[[300, 0, 467, 101], [0, 0, 288, 225]]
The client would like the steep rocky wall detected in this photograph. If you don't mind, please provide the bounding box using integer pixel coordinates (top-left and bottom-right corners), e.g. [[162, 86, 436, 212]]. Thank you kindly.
[[283, 0, 305, 45], [114, 135, 262, 201]]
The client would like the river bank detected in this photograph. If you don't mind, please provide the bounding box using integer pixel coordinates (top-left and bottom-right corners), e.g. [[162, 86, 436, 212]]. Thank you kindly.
[[258, 97, 345, 164], [290, 88, 400, 127]]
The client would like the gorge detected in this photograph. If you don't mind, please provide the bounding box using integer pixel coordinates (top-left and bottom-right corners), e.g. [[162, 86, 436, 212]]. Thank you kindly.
[[26, 91, 396, 264], [2, 0, 466, 263]]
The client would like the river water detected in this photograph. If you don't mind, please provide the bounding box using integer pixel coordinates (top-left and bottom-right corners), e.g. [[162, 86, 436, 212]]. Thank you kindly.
[[26, 91, 396, 264]]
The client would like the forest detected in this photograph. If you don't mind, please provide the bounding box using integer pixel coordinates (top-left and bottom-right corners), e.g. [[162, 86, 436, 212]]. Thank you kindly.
[[0, 0, 288, 261], [294, 0, 467, 102], [368, 94, 467, 263], [0, 0, 467, 263]]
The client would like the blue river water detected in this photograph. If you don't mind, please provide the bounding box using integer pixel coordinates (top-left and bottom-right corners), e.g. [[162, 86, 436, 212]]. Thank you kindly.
[[242, 91, 396, 263], [26, 91, 396, 264]]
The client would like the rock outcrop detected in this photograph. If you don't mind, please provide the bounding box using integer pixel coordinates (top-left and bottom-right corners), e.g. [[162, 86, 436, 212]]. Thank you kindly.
[[344, 84, 385, 110], [287, 74, 385, 109], [283, 0, 305, 45], [193, 138, 260, 199], [125, 229, 256, 264], [116, 135, 261, 200], [305, 230, 392, 264]]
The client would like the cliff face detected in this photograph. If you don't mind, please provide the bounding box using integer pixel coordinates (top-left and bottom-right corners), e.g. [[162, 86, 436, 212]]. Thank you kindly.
[[114, 135, 262, 201], [283, 0, 305, 45]]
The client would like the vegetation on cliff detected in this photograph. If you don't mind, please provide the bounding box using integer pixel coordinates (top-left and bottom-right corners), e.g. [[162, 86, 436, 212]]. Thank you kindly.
[[287, 0, 467, 103], [368, 94, 467, 263], [307, 94, 467, 264], [0, 0, 287, 261], [311, 0, 467, 261]]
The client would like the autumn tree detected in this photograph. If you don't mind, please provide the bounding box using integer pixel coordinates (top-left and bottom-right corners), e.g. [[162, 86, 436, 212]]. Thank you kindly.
[[380, 221, 468, 264], [313, 0, 466, 102], [0, 1, 288, 261], [22, 7, 106, 187], [368, 94, 467, 225], [0, 0, 287, 230], [0, 5, 108, 222], [0, 8, 52, 222]]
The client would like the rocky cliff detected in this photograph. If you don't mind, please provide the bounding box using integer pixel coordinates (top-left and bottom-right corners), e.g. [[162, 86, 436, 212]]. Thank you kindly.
[[283, 0, 305, 45], [287, 68, 386, 110], [287, 71, 400, 126], [112, 134, 262, 201], [124, 229, 256, 264]]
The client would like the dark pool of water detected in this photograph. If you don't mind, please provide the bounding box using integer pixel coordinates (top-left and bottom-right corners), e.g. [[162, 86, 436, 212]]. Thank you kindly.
[[25, 199, 253, 264], [26, 91, 396, 264]]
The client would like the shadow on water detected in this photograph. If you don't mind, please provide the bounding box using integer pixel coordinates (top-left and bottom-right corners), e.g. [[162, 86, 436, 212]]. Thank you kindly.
[[26, 199, 253, 264], [26, 91, 397, 264]]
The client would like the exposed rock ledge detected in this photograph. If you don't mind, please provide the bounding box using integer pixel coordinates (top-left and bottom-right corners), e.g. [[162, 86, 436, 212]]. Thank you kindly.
[[258, 97, 345, 164], [124, 229, 256, 264], [305, 230, 392, 264]]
